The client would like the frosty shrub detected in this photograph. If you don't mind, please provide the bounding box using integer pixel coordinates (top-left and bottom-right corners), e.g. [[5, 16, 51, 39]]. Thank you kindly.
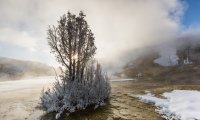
[[40, 11, 111, 119], [41, 60, 110, 119]]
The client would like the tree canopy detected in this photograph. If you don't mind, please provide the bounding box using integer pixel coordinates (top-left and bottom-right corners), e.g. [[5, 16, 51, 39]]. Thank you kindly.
[[48, 11, 96, 82]]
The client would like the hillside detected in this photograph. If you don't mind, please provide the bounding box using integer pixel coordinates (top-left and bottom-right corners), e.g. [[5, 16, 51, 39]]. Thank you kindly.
[[0, 57, 55, 81], [122, 52, 168, 79], [121, 48, 200, 85]]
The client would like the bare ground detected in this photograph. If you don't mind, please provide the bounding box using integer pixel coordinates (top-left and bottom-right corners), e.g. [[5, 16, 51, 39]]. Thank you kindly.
[[1, 78, 199, 120]]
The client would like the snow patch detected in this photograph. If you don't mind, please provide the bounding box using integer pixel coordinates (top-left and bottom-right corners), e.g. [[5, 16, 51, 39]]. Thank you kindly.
[[129, 90, 200, 120], [110, 79, 136, 82]]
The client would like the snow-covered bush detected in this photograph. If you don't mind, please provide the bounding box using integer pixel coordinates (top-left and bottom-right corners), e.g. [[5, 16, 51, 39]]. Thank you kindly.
[[40, 60, 111, 119]]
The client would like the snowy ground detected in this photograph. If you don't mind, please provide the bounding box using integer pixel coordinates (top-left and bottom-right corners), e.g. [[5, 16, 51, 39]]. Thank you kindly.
[[110, 78, 136, 82], [129, 90, 200, 120]]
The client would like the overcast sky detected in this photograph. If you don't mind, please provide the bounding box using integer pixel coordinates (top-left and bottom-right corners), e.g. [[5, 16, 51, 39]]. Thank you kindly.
[[0, 0, 200, 68]]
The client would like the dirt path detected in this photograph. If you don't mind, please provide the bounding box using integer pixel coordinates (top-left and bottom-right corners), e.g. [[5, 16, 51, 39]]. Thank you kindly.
[[110, 82, 163, 120]]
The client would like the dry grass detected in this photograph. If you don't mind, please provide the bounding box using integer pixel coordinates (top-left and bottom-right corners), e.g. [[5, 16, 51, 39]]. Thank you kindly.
[[150, 85, 200, 96]]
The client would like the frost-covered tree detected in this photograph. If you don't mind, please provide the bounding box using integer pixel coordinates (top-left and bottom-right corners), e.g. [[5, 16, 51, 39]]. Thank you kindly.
[[47, 11, 96, 82], [41, 11, 111, 119]]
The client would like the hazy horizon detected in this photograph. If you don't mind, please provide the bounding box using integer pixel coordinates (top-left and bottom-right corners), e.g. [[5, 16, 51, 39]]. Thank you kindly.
[[0, 0, 200, 72]]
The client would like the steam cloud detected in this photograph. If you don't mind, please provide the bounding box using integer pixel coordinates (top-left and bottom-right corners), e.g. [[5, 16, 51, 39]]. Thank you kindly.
[[0, 0, 200, 74]]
